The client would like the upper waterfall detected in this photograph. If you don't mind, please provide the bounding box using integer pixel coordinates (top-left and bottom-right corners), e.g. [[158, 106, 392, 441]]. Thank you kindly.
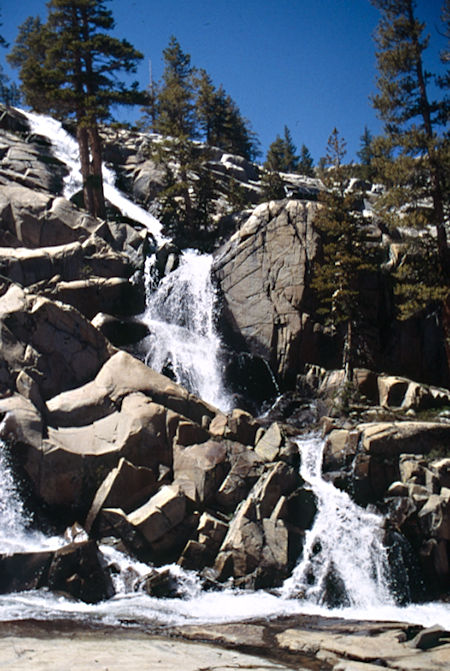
[[21, 110, 165, 243]]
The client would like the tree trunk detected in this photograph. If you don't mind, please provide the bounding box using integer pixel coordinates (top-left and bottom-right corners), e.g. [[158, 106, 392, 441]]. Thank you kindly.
[[77, 125, 95, 215], [87, 125, 106, 219], [343, 319, 354, 383]]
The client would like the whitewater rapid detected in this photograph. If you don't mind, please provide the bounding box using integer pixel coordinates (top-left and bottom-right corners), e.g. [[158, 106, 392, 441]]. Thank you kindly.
[[0, 434, 449, 629]]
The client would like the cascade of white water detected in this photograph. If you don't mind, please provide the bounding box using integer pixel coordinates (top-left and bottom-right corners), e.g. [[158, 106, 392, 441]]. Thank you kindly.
[[21, 109, 165, 243], [0, 434, 61, 554], [143, 250, 232, 411], [281, 433, 394, 609], [22, 109, 229, 410], [0, 439, 30, 552]]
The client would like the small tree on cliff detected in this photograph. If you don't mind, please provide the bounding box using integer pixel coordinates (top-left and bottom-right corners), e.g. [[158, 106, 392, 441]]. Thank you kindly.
[[8, 0, 143, 218], [265, 126, 299, 173], [370, 0, 449, 319], [297, 143, 315, 177], [312, 129, 376, 383], [195, 69, 259, 160], [151, 36, 200, 239]]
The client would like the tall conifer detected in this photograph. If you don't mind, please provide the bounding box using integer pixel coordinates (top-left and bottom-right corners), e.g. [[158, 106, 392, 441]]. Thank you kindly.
[[312, 129, 376, 382], [371, 0, 449, 294], [9, 0, 143, 218]]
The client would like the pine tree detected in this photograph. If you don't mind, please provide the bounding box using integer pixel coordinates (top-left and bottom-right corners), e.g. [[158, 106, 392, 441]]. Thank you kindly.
[[8, 0, 143, 218], [297, 143, 315, 177], [264, 134, 285, 172], [215, 89, 259, 161], [155, 36, 197, 140], [312, 129, 376, 382], [151, 37, 198, 235], [356, 126, 375, 181], [281, 126, 299, 172], [195, 68, 219, 145], [370, 0, 449, 306], [264, 126, 298, 173]]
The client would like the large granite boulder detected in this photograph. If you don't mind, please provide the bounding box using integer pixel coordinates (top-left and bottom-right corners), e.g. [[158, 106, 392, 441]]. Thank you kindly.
[[0, 235, 132, 288], [0, 184, 100, 248], [214, 461, 303, 587], [0, 283, 114, 400], [213, 199, 321, 385], [0, 350, 220, 515]]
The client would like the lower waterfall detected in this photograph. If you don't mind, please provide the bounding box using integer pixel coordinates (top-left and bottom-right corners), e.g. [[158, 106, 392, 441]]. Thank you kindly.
[[0, 434, 448, 629], [281, 434, 393, 609]]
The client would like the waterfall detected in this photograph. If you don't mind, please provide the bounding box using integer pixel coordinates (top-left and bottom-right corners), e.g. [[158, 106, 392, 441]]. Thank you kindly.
[[22, 109, 230, 411], [143, 250, 232, 412], [21, 110, 165, 243], [5, 110, 449, 630], [0, 438, 31, 553], [0, 434, 61, 554], [281, 434, 394, 609]]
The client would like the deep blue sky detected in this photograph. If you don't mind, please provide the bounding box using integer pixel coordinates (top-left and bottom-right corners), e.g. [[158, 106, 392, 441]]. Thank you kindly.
[[1, 1, 446, 162]]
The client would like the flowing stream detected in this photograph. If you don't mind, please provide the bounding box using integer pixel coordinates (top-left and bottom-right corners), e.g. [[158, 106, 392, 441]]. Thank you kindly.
[[22, 110, 165, 243], [0, 433, 449, 628], [2, 110, 449, 629], [23, 109, 230, 412], [281, 434, 393, 609], [142, 250, 232, 411]]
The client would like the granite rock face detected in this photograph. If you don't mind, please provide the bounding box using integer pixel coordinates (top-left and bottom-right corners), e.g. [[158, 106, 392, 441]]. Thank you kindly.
[[214, 199, 321, 385]]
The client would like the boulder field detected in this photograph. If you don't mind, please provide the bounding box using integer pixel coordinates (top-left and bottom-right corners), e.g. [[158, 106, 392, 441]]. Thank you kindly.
[[0, 105, 449, 612]]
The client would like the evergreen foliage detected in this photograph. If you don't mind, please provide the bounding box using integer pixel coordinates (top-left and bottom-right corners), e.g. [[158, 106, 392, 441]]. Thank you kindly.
[[264, 126, 299, 172], [370, 0, 449, 322], [155, 36, 197, 140], [195, 70, 259, 160], [143, 37, 260, 246], [8, 0, 143, 218], [356, 126, 375, 180], [149, 39, 219, 247], [260, 169, 286, 201], [298, 143, 315, 177], [312, 129, 377, 381]]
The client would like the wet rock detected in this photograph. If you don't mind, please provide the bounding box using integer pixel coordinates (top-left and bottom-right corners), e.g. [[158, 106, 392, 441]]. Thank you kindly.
[[178, 512, 229, 570], [0, 184, 100, 248], [418, 489, 450, 540], [216, 448, 263, 511], [32, 276, 144, 320], [214, 200, 321, 385], [91, 312, 149, 347], [214, 462, 301, 584], [254, 422, 284, 462], [430, 458, 450, 490], [46, 350, 217, 429], [137, 568, 186, 599], [85, 458, 158, 531], [323, 429, 359, 471], [0, 551, 53, 593], [359, 421, 450, 457], [0, 284, 113, 399], [46, 540, 114, 603], [409, 625, 450, 650]]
